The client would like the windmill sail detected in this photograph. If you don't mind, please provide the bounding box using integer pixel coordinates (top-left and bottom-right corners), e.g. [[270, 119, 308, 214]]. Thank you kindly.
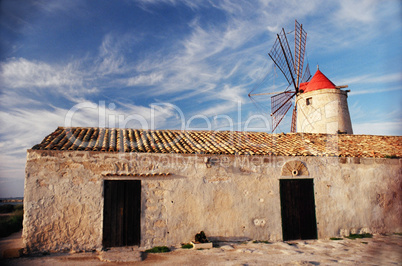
[[268, 29, 296, 89], [251, 20, 309, 133], [271, 89, 295, 131], [301, 63, 311, 83], [294, 20, 307, 88]]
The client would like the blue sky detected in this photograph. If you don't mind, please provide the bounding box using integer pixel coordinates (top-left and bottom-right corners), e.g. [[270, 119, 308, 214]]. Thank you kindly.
[[0, 0, 401, 197]]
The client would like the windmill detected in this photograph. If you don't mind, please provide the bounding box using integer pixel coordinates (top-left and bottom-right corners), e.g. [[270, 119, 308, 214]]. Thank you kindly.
[[249, 20, 311, 132]]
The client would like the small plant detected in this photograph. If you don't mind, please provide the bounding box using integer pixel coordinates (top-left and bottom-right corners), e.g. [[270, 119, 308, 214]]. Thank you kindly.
[[195, 231, 209, 243], [181, 243, 193, 249], [0, 207, 23, 238], [393, 232, 402, 236], [361, 242, 368, 244], [330, 237, 343, 240], [145, 246, 170, 253], [346, 233, 372, 240], [384, 154, 398, 159], [252, 240, 271, 244]]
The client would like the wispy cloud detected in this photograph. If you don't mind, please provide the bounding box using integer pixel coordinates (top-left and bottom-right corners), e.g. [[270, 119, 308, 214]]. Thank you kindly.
[[339, 73, 402, 86], [349, 86, 402, 96], [353, 121, 402, 136], [0, 98, 183, 197], [124, 73, 164, 86], [1, 58, 83, 88], [0, 0, 401, 197], [334, 0, 377, 23], [95, 33, 136, 76], [133, 0, 204, 11]]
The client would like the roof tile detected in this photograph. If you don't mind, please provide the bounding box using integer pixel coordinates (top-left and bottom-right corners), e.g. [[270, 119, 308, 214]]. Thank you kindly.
[[31, 127, 402, 158]]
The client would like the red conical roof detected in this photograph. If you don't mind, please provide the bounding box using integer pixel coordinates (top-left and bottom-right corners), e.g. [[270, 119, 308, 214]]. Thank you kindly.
[[301, 69, 336, 93]]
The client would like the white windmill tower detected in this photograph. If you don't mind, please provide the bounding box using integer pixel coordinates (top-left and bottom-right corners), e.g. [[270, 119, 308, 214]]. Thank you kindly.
[[249, 20, 353, 134]]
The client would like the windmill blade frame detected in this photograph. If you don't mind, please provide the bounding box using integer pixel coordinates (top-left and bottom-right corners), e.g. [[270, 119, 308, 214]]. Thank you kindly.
[[301, 62, 312, 83], [270, 89, 296, 132], [268, 28, 297, 90], [250, 20, 309, 133], [294, 20, 307, 88]]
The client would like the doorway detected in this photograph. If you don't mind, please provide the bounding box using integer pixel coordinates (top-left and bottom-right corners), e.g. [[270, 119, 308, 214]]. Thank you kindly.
[[280, 179, 317, 241], [103, 180, 141, 248]]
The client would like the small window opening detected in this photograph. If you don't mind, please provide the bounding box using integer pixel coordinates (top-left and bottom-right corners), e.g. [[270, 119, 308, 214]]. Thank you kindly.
[[306, 97, 312, 106]]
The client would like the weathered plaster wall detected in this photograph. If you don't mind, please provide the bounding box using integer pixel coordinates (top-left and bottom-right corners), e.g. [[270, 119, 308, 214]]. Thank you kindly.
[[296, 89, 353, 134], [23, 150, 401, 252]]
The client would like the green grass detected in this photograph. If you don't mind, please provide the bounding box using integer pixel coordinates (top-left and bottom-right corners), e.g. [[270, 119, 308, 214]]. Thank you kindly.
[[346, 233, 372, 240], [393, 232, 402, 236], [0, 205, 23, 238], [0, 204, 15, 213], [181, 243, 193, 249], [145, 246, 170, 253], [384, 154, 398, 159], [330, 237, 343, 240]]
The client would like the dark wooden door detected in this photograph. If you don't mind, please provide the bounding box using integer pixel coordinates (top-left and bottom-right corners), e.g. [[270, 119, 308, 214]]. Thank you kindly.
[[280, 179, 317, 241], [103, 180, 141, 248]]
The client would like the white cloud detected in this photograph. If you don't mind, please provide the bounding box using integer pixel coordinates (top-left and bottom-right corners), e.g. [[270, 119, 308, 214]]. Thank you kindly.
[[95, 34, 132, 75], [0, 101, 183, 155], [349, 86, 402, 96], [134, 0, 203, 11], [337, 72, 402, 96], [124, 73, 164, 86], [1, 58, 83, 89], [196, 101, 239, 117], [353, 121, 402, 136], [0, 100, 185, 197], [215, 84, 245, 102], [0, 89, 42, 108], [339, 73, 402, 86], [1, 0, 401, 197], [334, 0, 377, 24]]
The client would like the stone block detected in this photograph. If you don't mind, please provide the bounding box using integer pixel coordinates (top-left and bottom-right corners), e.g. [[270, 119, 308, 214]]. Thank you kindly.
[[340, 229, 349, 237], [154, 220, 166, 228], [190, 241, 213, 249]]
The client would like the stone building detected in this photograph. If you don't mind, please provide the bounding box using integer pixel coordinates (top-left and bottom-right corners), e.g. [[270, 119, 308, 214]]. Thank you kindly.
[[23, 127, 401, 253], [296, 69, 353, 134]]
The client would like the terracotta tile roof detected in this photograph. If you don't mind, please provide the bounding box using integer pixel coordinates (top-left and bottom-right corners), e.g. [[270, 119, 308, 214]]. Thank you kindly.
[[31, 127, 402, 158]]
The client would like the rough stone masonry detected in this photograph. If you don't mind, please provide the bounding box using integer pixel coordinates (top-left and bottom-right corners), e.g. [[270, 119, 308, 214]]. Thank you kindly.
[[23, 148, 401, 253]]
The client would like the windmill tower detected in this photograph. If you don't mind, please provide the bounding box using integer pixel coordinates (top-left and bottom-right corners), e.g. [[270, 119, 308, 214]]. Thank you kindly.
[[249, 20, 353, 134], [296, 67, 353, 134]]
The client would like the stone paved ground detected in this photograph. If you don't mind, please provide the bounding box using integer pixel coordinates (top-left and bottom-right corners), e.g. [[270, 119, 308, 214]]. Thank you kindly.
[[1, 232, 401, 265]]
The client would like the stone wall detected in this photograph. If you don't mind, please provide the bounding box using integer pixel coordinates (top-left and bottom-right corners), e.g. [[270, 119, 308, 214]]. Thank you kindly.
[[297, 89, 353, 134], [23, 150, 401, 252]]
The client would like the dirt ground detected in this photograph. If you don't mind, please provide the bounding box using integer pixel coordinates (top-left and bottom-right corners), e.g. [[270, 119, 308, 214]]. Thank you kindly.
[[1, 231, 401, 265]]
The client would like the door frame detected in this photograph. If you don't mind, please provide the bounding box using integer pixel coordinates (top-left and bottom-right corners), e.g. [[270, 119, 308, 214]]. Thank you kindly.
[[279, 178, 318, 241], [102, 179, 141, 248]]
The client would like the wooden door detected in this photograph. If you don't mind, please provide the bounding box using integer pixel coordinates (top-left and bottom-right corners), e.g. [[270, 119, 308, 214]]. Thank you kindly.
[[103, 180, 141, 248], [280, 179, 317, 241]]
